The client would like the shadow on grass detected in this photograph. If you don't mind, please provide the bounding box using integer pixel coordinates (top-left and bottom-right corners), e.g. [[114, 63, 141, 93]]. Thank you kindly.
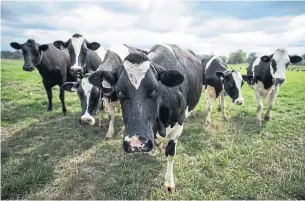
[[1, 110, 163, 200]]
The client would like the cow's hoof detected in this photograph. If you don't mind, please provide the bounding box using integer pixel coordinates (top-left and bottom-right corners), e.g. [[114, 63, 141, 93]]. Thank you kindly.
[[105, 132, 113, 140], [48, 109, 53, 112], [62, 110, 67, 116], [164, 185, 176, 194], [264, 116, 271, 121], [217, 107, 221, 112]]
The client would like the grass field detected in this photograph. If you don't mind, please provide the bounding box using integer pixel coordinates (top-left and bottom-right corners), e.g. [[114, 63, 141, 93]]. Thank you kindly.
[[1, 59, 305, 199]]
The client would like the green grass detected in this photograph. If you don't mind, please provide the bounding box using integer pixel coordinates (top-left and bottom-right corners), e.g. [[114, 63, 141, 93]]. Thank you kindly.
[[1, 60, 305, 199]]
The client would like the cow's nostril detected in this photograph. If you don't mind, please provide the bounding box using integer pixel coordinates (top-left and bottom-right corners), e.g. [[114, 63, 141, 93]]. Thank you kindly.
[[138, 136, 148, 144]]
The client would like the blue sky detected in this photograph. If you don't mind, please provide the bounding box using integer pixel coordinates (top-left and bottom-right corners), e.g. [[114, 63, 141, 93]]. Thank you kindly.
[[1, 1, 305, 56]]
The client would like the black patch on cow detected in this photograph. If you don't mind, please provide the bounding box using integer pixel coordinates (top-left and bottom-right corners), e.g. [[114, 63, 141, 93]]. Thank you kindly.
[[165, 140, 176, 156], [124, 52, 149, 64], [72, 33, 83, 38], [271, 59, 277, 73]]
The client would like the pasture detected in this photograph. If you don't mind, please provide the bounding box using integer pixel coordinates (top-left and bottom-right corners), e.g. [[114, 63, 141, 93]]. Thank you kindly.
[[1, 59, 305, 199]]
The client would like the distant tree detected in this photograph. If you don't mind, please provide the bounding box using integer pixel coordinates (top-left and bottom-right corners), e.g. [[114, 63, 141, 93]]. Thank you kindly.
[[1, 50, 22, 59], [227, 50, 247, 64], [247, 52, 256, 63]]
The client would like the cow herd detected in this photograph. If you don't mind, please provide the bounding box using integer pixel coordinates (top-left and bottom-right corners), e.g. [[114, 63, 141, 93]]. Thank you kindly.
[[9, 34, 303, 193]]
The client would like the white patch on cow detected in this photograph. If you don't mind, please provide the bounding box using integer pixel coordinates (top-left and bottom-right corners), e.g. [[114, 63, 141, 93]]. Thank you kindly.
[[184, 106, 192, 119], [205, 55, 218, 72], [96, 47, 107, 62], [232, 70, 244, 104], [71, 36, 84, 67], [252, 56, 261, 77], [123, 60, 151, 89], [253, 81, 275, 98], [109, 44, 130, 61], [80, 77, 95, 125], [271, 49, 289, 80], [124, 136, 145, 151]]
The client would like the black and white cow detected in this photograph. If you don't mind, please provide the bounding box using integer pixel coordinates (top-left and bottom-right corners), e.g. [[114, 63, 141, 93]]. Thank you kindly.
[[201, 56, 252, 124], [247, 49, 302, 125], [53, 34, 106, 78], [62, 44, 148, 139], [89, 43, 203, 193], [10, 39, 77, 115]]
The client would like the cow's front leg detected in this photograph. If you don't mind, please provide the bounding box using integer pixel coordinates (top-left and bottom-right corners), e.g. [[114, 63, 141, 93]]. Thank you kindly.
[[205, 90, 212, 125], [255, 90, 263, 125], [265, 87, 279, 121], [220, 91, 228, 121], [104, 99, 115, 139], [164, 123, 183, 193]]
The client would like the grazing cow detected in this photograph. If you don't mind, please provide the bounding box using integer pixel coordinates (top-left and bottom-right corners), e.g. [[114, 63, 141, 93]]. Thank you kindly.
[[201, 56, 252, 124], [53, 34, 106, 78], [63, 44, 148, 139], [247, 49, 302, 125], [10, 39, 77, 115], [89, 43, 203, 193]]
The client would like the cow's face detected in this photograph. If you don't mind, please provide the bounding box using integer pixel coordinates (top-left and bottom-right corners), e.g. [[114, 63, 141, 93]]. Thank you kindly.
[[216, 70, 252, 105], [10, 39, 48, 72], [261, 49, 302, 84], [53, 34, 100, 78], [62, 74, 102, 126], [88, 53, 184, 153]]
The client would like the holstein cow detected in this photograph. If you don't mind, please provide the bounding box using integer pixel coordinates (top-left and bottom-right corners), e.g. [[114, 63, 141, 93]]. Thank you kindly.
[[10, 39, 77, 115], [89, 43, 203, 193], [62, 44, 148, 139], [247, 49, 302, 125], [201, 56, 252, 124], [53, 34, 106, 78]]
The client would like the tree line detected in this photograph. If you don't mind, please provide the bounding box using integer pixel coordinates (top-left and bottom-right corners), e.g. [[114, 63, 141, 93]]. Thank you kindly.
[[2, 50, 305, 65]]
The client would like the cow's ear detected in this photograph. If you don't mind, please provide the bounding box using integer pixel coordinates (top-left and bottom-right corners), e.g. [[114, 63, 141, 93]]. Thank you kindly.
[[158, 69, 185, 87], [61, 82, 79, 92], [260, 54, 273, 63], [53, 40, 69, 50], [242, 74, 253, 81], [216, 71, 225, 80], [10, 42, 23, 50], [87, 42, 100, 51], [39, 44, 49, 52], [289, 55, 302, 63]]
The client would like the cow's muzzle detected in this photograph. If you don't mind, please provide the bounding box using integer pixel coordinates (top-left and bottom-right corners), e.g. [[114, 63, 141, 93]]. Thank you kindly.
[[275, 78, 285, 85], [123, 135, 154, 153], [70, 66, 84, 78], [23, 64, 35, 72], [233, 97, 244, 105]]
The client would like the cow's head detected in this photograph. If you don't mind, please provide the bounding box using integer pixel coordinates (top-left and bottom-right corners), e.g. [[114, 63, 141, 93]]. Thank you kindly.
[[88, 53, 184, 153], [216, 70, 253, 105], [62, 74, 102, 126], [53, 34, 100, 78], [260, 49, 302, 85], [10, 39, 48, 71]]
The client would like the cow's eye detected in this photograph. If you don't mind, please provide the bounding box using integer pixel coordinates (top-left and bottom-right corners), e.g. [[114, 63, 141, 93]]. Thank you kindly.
[[117, 90, 128, 100]]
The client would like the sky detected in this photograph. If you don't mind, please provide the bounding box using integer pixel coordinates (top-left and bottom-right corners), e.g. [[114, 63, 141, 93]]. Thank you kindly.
[[1, 0, 305, 56]]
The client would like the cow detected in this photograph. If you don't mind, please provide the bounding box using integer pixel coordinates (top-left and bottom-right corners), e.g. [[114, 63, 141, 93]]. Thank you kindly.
[[88, 43, 203, 193], [201, 56, 252, 124], [10, 39, 77, 115], [53, 34, 106, 78], [62, 44, 148, 139], [247, 49, 302, 125]]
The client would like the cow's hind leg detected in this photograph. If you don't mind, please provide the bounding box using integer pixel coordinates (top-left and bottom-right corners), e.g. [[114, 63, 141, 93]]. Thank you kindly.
[[59, 87, 67, 115], [164, 123, 183, 193], [255, 90, 263, 125], [205, 89, 212, 125], [265, 87, 279, 121], [104, 99, 115, 139]]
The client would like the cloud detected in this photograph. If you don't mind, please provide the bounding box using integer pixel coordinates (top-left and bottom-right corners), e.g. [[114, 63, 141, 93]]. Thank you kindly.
[[1, 1, 305, 56]]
